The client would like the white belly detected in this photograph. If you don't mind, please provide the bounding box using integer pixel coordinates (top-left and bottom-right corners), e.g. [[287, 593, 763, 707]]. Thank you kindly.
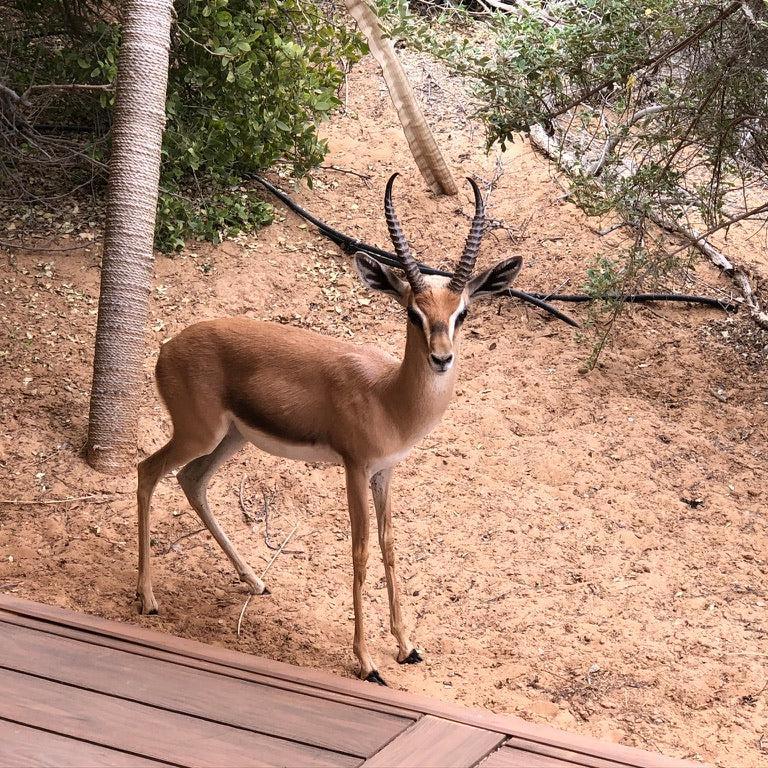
[[232, 416, 343, 465], [368, 447, 413, 476]]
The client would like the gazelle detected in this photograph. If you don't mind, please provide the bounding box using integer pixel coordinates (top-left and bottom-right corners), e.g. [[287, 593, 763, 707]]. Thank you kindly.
[[137, 173, 522, 684]]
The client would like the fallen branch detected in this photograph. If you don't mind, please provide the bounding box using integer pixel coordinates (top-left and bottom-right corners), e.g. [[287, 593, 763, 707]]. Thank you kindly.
[[666, 200, 768, 259], [0, 83, 31, 109], [648, 211, 734, 272], [732, 270, 768, 328], [252, 174, 735, 323], [528, 123, 764, 327], [648, 206, 768, 329], [590, 105, 668, 177]]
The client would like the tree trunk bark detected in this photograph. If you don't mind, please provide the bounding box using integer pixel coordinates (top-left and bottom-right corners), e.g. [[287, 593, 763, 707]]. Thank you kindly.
[[344, 0, 457, 196], [85, 0, 173, 473]]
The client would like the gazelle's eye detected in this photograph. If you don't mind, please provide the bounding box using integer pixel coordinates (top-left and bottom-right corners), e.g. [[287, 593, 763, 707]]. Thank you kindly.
[[407, 306, 423, 328], [455, 308, 469, 327]]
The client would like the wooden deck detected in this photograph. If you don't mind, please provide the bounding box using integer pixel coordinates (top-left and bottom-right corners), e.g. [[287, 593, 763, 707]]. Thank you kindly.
[[0, 595, 702, 768]]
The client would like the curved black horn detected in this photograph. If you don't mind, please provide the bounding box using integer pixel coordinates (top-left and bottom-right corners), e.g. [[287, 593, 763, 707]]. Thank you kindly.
[[384, 173, 426, 294], [448, 177, 485, 293]]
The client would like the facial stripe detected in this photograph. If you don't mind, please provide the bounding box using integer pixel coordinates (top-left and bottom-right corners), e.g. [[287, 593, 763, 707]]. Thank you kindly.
[[447, 300, 466, 340], [409, 304, 429, 333]]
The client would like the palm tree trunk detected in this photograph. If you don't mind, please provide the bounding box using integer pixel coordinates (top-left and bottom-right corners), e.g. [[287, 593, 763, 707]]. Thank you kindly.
[[85, 0, 173, 473], [344, 0, 457, 196]]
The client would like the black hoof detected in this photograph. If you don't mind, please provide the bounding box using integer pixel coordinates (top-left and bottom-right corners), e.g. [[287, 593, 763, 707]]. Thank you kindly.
[[135, 593, 158, 616], [261, 586, 271, 595], [365, 670, 388, 686], [399, 648, 423, 665]]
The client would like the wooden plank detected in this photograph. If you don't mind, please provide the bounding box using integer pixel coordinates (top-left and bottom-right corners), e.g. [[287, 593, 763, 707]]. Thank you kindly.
[[0, 719, 173, 768], [0, 597, 544, 729], [480, 745, 576, 767], [0, 668, 358, 768], [504, 737, 637, 768], [0, 610, 414, 720], [362, 715, 504, 768], [0, 619, 407, 758], [0, 597, 705, 768]]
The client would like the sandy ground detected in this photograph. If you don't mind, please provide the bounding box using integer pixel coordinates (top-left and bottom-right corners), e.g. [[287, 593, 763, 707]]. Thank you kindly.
[[2, 55, 768, 767]]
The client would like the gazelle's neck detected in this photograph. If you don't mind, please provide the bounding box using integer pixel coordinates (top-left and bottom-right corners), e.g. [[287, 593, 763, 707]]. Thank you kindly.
[[384, 323, 458, 436]]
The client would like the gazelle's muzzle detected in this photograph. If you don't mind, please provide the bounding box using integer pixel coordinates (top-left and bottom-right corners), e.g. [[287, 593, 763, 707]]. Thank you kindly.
[[428, 327, 454, 373]]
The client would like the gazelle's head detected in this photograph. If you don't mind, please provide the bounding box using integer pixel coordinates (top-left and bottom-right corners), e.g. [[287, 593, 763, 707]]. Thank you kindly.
[[355, 174, 523, 374]]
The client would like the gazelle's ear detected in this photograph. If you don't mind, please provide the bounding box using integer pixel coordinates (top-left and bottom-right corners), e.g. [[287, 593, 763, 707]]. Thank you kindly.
[[467, 256, 523, 302], [354, 252, 410, 305]]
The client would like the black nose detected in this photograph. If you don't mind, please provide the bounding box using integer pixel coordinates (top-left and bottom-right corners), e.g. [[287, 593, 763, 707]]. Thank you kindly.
[[430, 352, 454, 368]]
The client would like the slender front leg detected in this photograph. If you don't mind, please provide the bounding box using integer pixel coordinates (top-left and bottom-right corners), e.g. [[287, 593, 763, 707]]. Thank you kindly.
[[345, 463, 383, 684], [370, 468, 421, 665]]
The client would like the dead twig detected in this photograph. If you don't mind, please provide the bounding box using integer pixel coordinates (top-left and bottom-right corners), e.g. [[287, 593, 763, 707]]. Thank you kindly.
[[236, 594, 253, 638], [261, 485, 280, 549], [260, 484, 301, 554], [164, 526, 206, 554], [320, 164, 371, 181], [650, 211, 768, 328], [240, 476, 298, 551], [0, 493, 124, 505], [0, 239, 100, 253], [239, 473, 257, 522], [22, 84, 113, 99], [261, 521, 299, 580], [237, 522, 299, 638], [666, 199, 768, 258]]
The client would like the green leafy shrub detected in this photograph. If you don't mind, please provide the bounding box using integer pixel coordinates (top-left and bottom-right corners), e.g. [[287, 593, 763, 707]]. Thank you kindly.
[[156, 189, 274, 251], [2, 0, 365, 250]]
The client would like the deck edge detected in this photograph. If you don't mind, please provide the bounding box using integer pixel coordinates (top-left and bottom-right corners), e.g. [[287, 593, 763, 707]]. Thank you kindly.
[[0, 595, 706, 768]]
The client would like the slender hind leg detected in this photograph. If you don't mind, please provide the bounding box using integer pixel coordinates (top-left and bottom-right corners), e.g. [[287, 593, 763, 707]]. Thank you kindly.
[[177, 424, 268, 595], [137, 437, 212, 614], [370, 468, 420, 665]]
